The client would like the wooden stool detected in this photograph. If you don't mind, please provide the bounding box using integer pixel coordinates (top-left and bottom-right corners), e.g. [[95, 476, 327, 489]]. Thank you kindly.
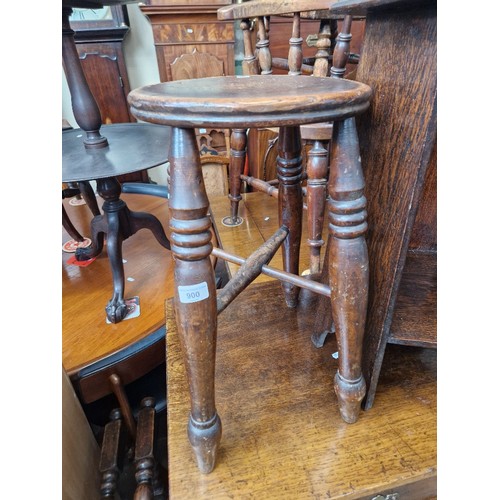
[[128, 75, 372, 473]]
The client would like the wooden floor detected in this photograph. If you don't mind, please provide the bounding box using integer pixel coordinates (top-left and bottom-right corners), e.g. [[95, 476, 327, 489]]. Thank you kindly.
[[166, 192, 437, 499]]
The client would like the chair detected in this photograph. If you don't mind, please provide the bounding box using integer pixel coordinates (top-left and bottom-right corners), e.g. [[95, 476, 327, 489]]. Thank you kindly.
[[128, 13, 373, 468], [218, 4, 362, 276]]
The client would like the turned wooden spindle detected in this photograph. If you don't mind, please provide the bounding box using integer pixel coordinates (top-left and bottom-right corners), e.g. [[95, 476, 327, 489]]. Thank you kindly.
[[331, 15, 353, 79], [168, 127, 221, 474], [134, 397, 164, 500], [306, 140, 329, 274], [328, 117, 368, 423], [109, 373, 137, 441], [225, 128, 247, 226], [240, 174, 279, 198], [256, 16, 272, 74], [62, 7, 108, 149], [217, 225, 288, 314], [288, 13, 303, 76], [313, 19, 335, 77], [277, 126, 303, 308], [240, 19, 259, 75], [99, 409, 123, 499]]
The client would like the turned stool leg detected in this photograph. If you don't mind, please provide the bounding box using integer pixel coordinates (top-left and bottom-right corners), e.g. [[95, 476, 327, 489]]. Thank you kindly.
[[169, 126, 221, 473], [224, 128, 247, 226], [306, 140, 329, 275], [278, 125, 303, 307], [328, 118, 368, 423]]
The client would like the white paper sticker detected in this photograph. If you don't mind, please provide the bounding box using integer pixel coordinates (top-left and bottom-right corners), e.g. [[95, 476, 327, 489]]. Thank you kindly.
[[178, 282, 209, 304]]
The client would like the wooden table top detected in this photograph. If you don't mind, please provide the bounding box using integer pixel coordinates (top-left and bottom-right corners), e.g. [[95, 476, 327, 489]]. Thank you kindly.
[[62, 192, 175, 376]]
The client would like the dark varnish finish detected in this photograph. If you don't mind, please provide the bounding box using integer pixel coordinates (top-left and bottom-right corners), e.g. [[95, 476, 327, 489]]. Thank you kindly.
[[128, 70, 371, 472]]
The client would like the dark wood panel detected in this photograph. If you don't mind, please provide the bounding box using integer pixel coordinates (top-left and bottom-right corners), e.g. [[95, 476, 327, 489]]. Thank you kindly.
[[389, 251, 437, 347], [409, 141, 437, 252], [354, 2, 437, 409], [76, 42, 135, 124]]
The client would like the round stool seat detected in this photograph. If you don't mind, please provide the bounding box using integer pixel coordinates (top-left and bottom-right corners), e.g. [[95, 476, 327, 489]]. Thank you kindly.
[[128, 75, 372, 128]]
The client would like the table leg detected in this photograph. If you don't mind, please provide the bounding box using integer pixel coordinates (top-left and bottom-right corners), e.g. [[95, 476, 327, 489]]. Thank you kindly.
[[62, 204, 85, 242], [328, 118, 368, 423], [169, 127, 221, 473], [76, 176, 170, 324], [278, 125, 303, 307]]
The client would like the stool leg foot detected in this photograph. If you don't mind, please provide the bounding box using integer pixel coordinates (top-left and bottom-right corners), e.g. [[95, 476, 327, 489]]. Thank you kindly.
[[328, 118, 368, 423], [334, 373, 366, 423], [188, 413, 222, 474], [169, 127, 221, 473], [278, 126, 303, 307]]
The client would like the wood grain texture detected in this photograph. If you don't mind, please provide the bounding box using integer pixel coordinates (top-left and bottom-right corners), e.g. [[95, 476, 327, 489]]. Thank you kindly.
[[62, 368, 101, 500], [389, 251, 436, 347], [62, 193, 174, 376], [165, 280, 437, 498], [352, 2, 437, 409], [128, 75, 372, 129]]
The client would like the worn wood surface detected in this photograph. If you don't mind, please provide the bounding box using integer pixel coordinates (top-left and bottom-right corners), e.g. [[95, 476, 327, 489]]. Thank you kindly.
[[351, 1, 437, 409], [62, 193, 174, 376], [165, 280, 437, 498], [389, 251, 436, 347], [128, 76, 372, 129]]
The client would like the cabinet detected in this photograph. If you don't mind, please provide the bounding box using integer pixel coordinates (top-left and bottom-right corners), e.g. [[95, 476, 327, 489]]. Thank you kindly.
[[139, 0, 235, 193], [139, 0, 235, 82], [326, 0, 437, 410]]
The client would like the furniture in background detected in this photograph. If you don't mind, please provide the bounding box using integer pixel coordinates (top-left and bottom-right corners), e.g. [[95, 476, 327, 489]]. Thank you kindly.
[[62, 193, 172, 429], [313, 0, 437, 410], [139, 0, 235, 81], [243, 13, 366, 185], [62, 0, 172, 323], [98, 398, 164, 498], [218, 3, 361, 274], [129, 64, 372, 473], [139, 0, 235, 178], [68, 4, 150, 183]]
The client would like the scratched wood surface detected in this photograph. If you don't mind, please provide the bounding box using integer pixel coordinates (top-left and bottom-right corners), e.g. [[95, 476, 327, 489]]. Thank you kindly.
[[166, 280, 437, 499], [62, 193, 175, 375]]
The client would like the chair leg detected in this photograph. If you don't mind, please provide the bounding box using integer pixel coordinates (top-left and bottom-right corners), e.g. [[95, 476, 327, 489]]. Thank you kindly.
[[305, 139, 329, 274], [168, 126, 221, 474], [99, 409, 124, 499], [225, 128, 247, 226], [134, 397, 163, 500], [328, 118, 368, 423], [277, 125, 303, 307]]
